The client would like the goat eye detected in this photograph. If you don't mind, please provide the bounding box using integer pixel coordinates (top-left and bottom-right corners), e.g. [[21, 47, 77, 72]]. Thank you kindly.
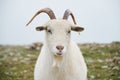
[[67, 30, 71, 34], [47, 29, 52, 34]]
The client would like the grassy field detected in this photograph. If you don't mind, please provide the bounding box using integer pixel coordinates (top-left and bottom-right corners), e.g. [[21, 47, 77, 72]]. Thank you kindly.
[[0, 42, 120, 80]]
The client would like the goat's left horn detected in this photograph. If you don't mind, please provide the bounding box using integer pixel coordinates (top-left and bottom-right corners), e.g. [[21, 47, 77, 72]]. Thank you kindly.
[[63, 9, 77, 24], [26, 8, 56, 26]]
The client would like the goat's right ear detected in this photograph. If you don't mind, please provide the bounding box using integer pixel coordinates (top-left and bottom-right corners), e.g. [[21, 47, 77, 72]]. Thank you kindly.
[[36, 26, 46, 31]]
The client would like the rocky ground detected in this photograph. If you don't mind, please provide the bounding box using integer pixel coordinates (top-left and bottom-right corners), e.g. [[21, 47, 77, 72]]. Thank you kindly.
[[0, 42, 120, 80]]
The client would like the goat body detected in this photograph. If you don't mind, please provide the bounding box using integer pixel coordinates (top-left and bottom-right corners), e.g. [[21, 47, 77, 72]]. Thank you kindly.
[[34, 40, 87, 80]]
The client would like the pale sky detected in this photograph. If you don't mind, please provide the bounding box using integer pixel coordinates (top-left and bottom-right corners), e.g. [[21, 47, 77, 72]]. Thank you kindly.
[[0, 0, 120, 45]]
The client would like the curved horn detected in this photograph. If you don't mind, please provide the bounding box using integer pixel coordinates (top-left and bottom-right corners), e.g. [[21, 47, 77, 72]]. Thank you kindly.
[[63, 9, 77, 24], [26, 8, 56, 26]]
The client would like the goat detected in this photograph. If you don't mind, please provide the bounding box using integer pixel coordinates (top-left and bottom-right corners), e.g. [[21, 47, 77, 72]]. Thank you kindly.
[[26, 8, 87, 80]]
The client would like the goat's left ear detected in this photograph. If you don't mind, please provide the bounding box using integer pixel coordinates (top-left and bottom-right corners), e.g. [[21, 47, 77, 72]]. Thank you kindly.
[[71, 25, 84, 32], [36, 26, 46, 31]]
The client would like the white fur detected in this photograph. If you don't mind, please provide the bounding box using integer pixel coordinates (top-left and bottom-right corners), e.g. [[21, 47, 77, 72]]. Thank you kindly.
[[34, 20, 87, 80]]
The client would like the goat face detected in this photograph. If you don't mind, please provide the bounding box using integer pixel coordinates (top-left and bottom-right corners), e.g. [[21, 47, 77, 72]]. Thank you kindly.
[[26, 8, 84, 56], [36, 19, 84, 56]]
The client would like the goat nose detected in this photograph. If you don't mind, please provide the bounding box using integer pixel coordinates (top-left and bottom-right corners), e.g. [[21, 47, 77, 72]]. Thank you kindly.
[[56, 45, 64, 51]]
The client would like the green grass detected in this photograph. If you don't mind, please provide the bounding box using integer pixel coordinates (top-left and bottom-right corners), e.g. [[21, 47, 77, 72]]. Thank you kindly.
[[0, 46, 39, 80], [0, 43, 120, 80]]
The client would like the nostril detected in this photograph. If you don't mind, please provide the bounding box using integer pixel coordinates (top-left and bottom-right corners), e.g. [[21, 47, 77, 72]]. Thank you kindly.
[[56, 45, 64, 51]]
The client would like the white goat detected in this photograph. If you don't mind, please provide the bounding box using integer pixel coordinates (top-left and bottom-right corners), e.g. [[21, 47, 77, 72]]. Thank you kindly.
[[26, 8, 87, 80]]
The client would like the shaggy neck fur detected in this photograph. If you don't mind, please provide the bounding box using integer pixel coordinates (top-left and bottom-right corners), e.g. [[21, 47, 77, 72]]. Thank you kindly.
[[34, 40, 87, 80], [45, 40, 72, 69]]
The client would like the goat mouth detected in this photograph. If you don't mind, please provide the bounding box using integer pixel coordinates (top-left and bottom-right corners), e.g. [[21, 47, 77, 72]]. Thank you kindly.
[[56, 52, 63, 56]]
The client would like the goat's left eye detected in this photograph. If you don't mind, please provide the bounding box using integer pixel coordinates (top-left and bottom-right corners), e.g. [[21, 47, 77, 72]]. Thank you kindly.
[[47, 29, 52, 34], [67, 30, 71, 34]]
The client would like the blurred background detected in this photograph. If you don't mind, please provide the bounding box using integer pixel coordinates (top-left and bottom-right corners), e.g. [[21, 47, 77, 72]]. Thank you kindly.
[[0, 0, 120, 45]]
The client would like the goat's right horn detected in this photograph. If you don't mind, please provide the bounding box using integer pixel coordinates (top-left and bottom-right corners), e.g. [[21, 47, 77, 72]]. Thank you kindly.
[[63, 9, 77, 24], [26, 8, 56, 26]]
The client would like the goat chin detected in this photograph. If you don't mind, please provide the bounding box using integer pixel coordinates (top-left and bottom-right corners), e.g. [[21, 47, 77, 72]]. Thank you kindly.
[[52, 59, 61, 68], [51, 54, 63, 68]]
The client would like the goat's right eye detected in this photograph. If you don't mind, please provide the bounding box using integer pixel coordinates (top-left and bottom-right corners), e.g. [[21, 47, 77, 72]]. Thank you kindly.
[[47, 29, 52, 34]]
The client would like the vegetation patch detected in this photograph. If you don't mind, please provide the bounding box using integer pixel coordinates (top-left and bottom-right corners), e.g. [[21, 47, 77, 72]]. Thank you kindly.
[[0, 42, 120, 80]]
